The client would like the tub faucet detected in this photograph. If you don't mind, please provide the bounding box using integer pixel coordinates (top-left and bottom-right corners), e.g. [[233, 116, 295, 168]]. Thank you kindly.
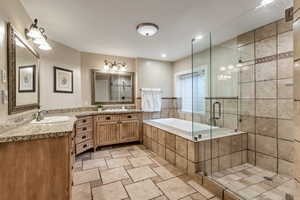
[[36, 110, 46, 121]]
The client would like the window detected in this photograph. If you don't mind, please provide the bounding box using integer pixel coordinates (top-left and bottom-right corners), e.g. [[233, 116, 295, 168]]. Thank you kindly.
[[177, 69, 206, 113]]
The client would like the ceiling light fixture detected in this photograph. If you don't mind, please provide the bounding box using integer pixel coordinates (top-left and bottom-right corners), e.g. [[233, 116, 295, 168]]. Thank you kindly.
[[161, 54, 167, 58], [25, 18, 52, 51], [136, 23, 159, 37], [256, 0, 274, 9]]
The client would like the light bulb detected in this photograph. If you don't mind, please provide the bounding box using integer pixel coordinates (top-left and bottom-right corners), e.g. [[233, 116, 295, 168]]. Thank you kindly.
[[112, 65, 118, 71], [27, 27, 43, 39], [104, 64, 109, 71], [120, 65, 127, 71], [33, 37, 46, 45], [39, 42, 52, 51], [220, 66, 226, 71]]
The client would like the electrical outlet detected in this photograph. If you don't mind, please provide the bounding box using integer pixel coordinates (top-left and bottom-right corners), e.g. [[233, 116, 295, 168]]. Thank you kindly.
[[0, 69, 6, 83]]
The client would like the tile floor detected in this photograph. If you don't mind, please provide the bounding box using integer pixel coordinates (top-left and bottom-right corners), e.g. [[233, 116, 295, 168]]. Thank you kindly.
[[72, 144, 219, 200], [210, 164, 296, 200]]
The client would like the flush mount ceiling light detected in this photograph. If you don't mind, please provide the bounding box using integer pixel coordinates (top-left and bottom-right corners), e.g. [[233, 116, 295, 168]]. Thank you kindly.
[[161, 54, 167, 58], [136, 23, 159, 37], [25, 18, 52, 51]]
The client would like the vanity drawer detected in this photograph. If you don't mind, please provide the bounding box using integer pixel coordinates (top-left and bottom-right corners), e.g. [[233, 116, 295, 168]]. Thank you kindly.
[[76, 117, 93, 128], [120, 113, 139, 121], [76, 131, 92, 144], [76, 139, 93, 155], [76, 125, 92, 134], [95, 115, 120, 122]]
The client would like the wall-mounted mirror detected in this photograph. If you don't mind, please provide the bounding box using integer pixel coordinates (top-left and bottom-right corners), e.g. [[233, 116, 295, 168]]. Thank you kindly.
[[91, 70, 135, 105], [7, 23, 40, 115]]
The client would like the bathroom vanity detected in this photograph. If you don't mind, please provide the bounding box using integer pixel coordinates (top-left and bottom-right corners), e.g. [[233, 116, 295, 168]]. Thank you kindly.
[[75, 110, 142, 155], [0, 118, 76, 200]]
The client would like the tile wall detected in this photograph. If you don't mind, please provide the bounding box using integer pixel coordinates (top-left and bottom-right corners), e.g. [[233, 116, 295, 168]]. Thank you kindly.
[[136, 98, 182, 120], [293, 0, 300, 198], [143, 123, 247, 176], [238, 18, 294, 176]]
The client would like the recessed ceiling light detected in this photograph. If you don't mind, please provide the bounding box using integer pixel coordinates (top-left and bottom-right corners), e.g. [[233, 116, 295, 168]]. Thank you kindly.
[[161, 54, 167, 58], [136, 23, 159, 37], [256, 0, 274, 9], [195, 35, 203, 40]]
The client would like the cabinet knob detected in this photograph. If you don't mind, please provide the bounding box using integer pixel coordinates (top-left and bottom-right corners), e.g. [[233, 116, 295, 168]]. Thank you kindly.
[[82, 127, 87, 131], [128, 115, 132, 118], [82, 135, 87, 139], [82, 119, 86, 123], [106, 117, 111, 120], [83, 144, 88, 148]]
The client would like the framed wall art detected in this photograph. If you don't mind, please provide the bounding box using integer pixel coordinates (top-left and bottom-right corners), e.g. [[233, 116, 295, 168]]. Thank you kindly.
[[18, 65, 36, 92], [54, 66, 73, 93]]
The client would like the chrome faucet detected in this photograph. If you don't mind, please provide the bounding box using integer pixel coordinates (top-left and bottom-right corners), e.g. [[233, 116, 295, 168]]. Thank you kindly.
[[35, 110, 46, 121]]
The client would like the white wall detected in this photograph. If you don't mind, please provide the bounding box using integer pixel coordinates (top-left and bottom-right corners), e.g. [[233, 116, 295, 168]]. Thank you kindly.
[[39, 40, 82, 110], [137, 58, 173, 97], [80, 52, 137, 106]]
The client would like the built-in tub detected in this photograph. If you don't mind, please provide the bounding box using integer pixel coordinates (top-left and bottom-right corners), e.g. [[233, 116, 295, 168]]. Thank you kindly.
[[143, 118, 247, 175], [144, 118, 242, 142]]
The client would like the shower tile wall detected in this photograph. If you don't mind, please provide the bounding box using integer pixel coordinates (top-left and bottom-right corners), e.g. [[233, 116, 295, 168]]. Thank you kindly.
[[136, 98, 182, 120], [294, 0, 300, 197], [238, 19, 294, 176]]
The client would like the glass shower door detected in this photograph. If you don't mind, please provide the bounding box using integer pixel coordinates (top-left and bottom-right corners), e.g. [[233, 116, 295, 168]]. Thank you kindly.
[[192, 33, 213, 176]]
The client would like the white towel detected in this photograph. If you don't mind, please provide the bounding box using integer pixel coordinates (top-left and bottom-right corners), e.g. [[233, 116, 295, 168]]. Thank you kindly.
[[141, 88, 162, 112]]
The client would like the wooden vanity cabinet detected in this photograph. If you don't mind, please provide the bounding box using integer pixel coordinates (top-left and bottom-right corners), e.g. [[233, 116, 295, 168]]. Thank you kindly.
[[0, 135, 73, 200], [75, 116, 94, 155], [94, 113, 141, 149], [119, 120, 140, 143], [94, 121, 120, 146]]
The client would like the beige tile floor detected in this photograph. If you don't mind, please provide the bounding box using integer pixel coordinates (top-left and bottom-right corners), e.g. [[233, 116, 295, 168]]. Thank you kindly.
[[72, 144, 218, 200], [210, 164, 296, 200]]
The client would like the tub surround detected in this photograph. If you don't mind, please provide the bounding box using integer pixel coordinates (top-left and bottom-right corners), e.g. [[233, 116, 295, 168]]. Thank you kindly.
[[143, 120, 247, 175], [143, 118, 244, 142]]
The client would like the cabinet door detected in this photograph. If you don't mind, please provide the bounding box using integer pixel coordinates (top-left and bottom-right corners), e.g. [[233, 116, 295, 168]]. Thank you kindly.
[[120, 120, 140, 143], [94, 122, 120, 147]]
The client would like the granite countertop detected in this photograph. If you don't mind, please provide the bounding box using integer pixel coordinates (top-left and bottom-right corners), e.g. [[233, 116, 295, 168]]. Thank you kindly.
[[0, 115, 77, 143], [75, 109, 143, 118], [0, 109, 143, 143]]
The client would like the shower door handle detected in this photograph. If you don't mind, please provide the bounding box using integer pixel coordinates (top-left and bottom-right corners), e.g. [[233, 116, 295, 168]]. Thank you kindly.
[[213, 101, 221, 120]]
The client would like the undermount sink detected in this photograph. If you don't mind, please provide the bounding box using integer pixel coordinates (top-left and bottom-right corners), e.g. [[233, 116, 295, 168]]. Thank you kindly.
[[31, 116, 71, 124]]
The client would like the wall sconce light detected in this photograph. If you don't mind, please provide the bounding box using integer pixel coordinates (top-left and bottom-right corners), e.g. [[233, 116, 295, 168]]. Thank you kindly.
[[25, 18, 52, 51]]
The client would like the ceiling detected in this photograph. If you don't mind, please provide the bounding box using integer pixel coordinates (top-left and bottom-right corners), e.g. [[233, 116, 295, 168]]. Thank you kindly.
[[20, 0, 292, 61]]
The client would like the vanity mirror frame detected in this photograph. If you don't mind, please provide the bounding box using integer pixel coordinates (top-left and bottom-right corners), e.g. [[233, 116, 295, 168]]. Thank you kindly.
[[91, 70, 135, 105], [7, 23, 40, 115]]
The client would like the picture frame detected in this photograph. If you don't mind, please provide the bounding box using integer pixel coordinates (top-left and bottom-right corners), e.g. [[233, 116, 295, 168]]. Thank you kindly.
[[18, 65, 36, 93], [54, 66, 73, 93]]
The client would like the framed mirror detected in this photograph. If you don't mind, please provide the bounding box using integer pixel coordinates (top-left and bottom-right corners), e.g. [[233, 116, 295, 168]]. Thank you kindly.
[[7, 23, 40, 115], [91, 70, 135, 105]]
